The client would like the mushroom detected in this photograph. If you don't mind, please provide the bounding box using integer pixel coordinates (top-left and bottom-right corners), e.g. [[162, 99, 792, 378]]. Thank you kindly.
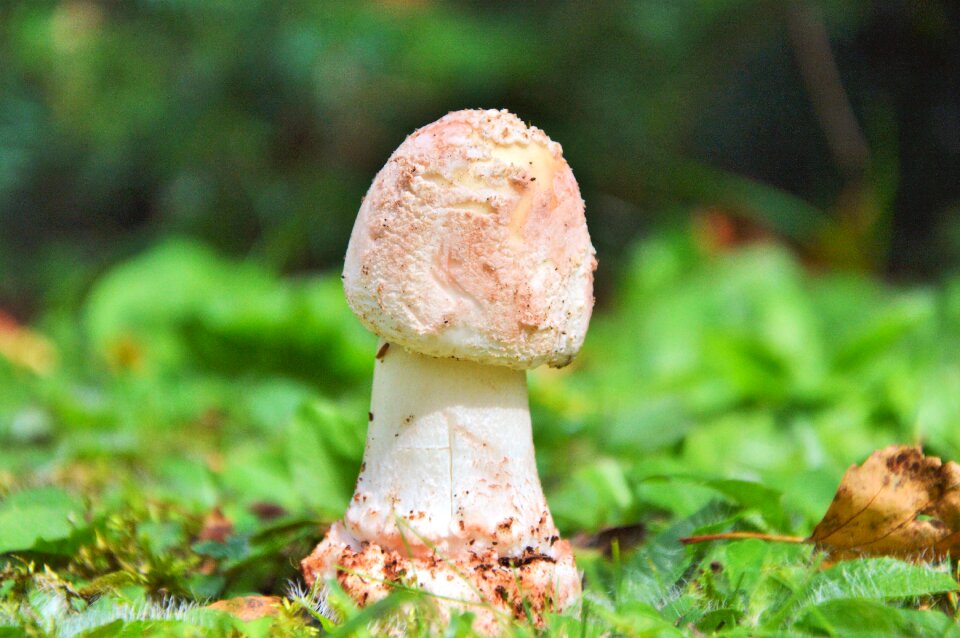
[[301, 109, 596, 632]]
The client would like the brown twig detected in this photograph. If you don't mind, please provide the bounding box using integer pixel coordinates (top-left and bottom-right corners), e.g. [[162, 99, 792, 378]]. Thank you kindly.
[[785, 2, 870, 179], [681, 531, 808, 545]]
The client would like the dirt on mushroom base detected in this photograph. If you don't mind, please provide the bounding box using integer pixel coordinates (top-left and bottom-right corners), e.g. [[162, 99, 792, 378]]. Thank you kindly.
[[301, 522, 581, 633]]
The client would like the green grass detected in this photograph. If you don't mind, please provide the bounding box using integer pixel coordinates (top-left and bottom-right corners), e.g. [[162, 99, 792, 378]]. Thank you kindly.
[[3, 233, 960, 636]]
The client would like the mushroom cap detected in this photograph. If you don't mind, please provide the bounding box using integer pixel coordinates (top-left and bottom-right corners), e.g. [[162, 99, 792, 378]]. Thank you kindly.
[[343, 109, 596, 369]]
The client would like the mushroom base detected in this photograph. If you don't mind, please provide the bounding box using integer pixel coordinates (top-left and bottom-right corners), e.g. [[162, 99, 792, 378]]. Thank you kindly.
[[301, 522, 581, 634]]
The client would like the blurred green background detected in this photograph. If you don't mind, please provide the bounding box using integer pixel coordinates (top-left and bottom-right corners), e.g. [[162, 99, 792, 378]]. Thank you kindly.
[[4, 2, 960, 636], [2, 0, 960, 317]]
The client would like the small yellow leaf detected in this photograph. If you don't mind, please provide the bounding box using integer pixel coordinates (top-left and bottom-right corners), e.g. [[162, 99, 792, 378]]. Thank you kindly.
[[207, 596, 281, 621], [0, 311, 57, 375]]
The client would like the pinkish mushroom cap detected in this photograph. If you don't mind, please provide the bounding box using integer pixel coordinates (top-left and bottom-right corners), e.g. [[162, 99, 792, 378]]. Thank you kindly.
[[343, 109, 596, 369]]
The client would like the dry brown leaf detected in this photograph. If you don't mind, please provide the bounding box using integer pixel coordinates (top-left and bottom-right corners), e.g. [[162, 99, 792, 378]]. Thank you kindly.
[[681, 445, 960, 563], [198, 507, 234, 543], [197, 507, 235, 575], [809, 445, 960, 561], [207, 596, 281, 621]]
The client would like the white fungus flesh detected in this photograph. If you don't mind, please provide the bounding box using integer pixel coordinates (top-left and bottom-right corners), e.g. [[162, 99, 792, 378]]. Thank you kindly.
[[302, 109, 596, 633], [347, 341, 555, 556]]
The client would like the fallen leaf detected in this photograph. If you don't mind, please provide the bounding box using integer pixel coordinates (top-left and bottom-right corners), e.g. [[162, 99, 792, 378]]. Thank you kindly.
[[197, 507, 235, 575], [681, 445, 960, 563], [810, 445, 960, 561], [207, 595, 281, 621], [199, 507, 234, 543]]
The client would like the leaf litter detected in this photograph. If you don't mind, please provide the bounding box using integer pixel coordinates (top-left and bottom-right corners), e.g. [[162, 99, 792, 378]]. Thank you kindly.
[[684, 445, 960, 564], [810, 445, 960, 561]]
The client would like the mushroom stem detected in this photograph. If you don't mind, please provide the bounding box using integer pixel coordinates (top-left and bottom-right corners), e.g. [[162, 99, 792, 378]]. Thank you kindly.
[[302, 341, 581, 631], [347, 340, 558, 558]]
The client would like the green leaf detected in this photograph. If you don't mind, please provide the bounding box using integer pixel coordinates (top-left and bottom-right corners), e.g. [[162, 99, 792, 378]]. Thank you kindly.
[[633, 476, 716, 518], [707, 479, 788, 530], [221, 445, 298, 511], [76, 619, 125, 638], [286, 401, 355, 516], [696, 607, 743, 632], [831, 293, 934, 371], [723, 539, 770, 594], [551, 459, 634, 530], [0, 487, 83, 554], [192, 536, 249, 562], [327, 590, 417, 636], [138, 521, 186, 555], [592, 601, 686, 637], [186, 573, 226, 601], [84, 239, 273, 373], [809, 558, 957, 602], [796, 599, 960, 638]]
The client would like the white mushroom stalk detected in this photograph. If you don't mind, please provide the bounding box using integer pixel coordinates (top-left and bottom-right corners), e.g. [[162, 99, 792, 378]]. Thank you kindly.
[[352, 342, 557, 559], [302, 109, 596, 632]]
